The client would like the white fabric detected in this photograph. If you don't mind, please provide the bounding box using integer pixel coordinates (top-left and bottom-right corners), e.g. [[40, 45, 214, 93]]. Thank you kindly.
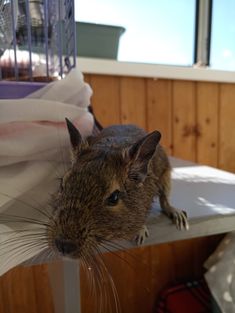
[[205, 232, 235, 313], [0, 68, 94, 275]]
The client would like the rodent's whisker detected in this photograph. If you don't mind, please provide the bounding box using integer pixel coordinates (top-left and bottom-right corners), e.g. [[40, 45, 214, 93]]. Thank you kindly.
[[100, 240, 151, 295], [0, 243, 47, 259], [81, 253, 94, 281], [0, 228, 46, 235], [31, 247, 55, 264], [80, 256, 98, 305], [23, 248, 48, 266], [88, 244, 120, 313], [0, 191, 53, 221], [86, 250, 110, 313], [0, 236, 48, 251], [0, 228, 48, 250], [0, 229, 47, 240], [0, 213, 50, 227], [94, 249, 121, 313], [81, 256, 98, 309], [100, 238, 148, 267], [55, 125, 69, 175], [98, 242, 151, 310], [0, 241, 48, 268], [90, 257, 109, 313], [5, 246, 49, 269], [98, 243, 137, 274], [0, 238, 48, 250], [0, 236, 48, 247]]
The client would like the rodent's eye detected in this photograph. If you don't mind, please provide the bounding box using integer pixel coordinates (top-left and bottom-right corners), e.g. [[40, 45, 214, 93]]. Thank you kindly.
[[106, 190, 120, 206]]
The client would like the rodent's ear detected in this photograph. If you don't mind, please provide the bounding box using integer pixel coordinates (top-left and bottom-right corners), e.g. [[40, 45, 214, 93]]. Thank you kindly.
[[65, 118, 82, 151], [127, 130, 161, 183]]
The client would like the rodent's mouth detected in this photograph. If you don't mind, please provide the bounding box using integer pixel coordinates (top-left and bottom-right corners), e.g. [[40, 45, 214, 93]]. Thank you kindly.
[[58, 251, 79, 259], [50, 236, 79, 258], [50, 233, 99, 259]]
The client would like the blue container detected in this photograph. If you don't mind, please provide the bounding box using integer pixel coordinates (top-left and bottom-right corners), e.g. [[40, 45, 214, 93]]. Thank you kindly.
[[0, 81, 45, 99]]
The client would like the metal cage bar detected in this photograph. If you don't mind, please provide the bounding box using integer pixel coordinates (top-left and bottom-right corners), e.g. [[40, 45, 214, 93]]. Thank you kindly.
[[43, 0, 49, 78], [57, 1, 63, 78], [10, 0, 19, 80], [25, 0, 33, 80], [0, 0, 76, 81]]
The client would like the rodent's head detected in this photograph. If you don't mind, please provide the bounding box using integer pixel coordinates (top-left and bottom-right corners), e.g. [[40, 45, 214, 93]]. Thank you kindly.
[[48, 119, 161, 259]]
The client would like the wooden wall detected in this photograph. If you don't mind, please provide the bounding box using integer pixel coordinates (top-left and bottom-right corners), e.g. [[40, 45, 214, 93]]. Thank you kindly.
[[86, 75, 235, 173], [80, 235, 224, 313], [0, 235, 224, 313], [0, 265, 54, 313], [0, 74, 234, 313]]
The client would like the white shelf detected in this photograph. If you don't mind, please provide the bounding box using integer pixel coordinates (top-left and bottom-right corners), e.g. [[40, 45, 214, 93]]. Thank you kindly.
[[77, 57, 235, 83]]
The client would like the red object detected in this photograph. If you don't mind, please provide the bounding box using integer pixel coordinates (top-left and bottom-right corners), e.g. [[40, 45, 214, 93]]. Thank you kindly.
[[155, 280, 211, 313]]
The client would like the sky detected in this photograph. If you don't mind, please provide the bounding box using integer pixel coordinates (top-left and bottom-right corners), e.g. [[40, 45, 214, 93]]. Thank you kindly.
[[210, 0, 235, 70], [74, 0, 235, 70]]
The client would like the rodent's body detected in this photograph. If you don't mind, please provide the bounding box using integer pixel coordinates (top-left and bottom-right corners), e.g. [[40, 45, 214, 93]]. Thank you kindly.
[[48, 123, 188, 258]]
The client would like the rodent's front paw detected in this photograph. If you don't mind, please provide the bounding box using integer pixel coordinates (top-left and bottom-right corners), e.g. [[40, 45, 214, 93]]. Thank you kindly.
[[135, 225, 149, 245], [172, 209, 189, 230]]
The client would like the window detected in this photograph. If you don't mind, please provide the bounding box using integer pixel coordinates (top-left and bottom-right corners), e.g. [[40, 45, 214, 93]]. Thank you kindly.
[[75, 0, 196, 66], [75, 0, 235, 71], [210, 0, 235, 70]]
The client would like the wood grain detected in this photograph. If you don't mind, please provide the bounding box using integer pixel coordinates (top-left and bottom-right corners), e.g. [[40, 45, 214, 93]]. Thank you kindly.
[[0, 236, 224, 313], [219, 83, 235, 172], [33, 265, 54, 313], [196, 82, 219, 167], [82, 74, 235, 172], [172, 81, 196, 161], [146, 79, 173, 154], [89, 75, 121, 126], [79, 235, 224, 313], [1, 267, 37, 313], [120, 77, 147, 129]]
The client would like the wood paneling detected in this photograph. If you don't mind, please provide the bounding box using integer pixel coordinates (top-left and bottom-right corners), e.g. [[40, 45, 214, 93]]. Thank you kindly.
[[33, 265, 54, 313], [85, 74, 235, 172], [0, 265, 54, 313], [1, 267, 37, 313], [219, 84, 235, 172], [146, 79, 173, 154], [89, 75, 121, 126], [172, 81, 196, 161], [1, 73, 235, 313], [196, 82, 219, 167], [80, 235, 224, 313], [0, 235, 223, 313], [120, 77, 147, 128]]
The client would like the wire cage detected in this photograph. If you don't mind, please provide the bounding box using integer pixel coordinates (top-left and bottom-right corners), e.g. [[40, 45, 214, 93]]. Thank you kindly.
[[0, 0, 76, 81]]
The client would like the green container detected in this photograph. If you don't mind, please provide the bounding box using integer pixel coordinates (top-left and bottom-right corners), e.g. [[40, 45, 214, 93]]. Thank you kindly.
[[76, 22, 125, 59]]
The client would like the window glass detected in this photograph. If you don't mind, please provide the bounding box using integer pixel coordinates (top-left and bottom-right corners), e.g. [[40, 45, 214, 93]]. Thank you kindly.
[[210, 0, 235, 71], [75, 0, 196, 66]]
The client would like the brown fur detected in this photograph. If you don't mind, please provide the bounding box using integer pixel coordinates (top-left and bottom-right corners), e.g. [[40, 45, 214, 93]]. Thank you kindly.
[[48, 123, 188, 258]]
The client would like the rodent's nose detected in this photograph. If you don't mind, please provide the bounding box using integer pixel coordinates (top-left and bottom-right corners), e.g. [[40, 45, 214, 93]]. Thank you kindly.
[[54, 237, 77, 255]]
